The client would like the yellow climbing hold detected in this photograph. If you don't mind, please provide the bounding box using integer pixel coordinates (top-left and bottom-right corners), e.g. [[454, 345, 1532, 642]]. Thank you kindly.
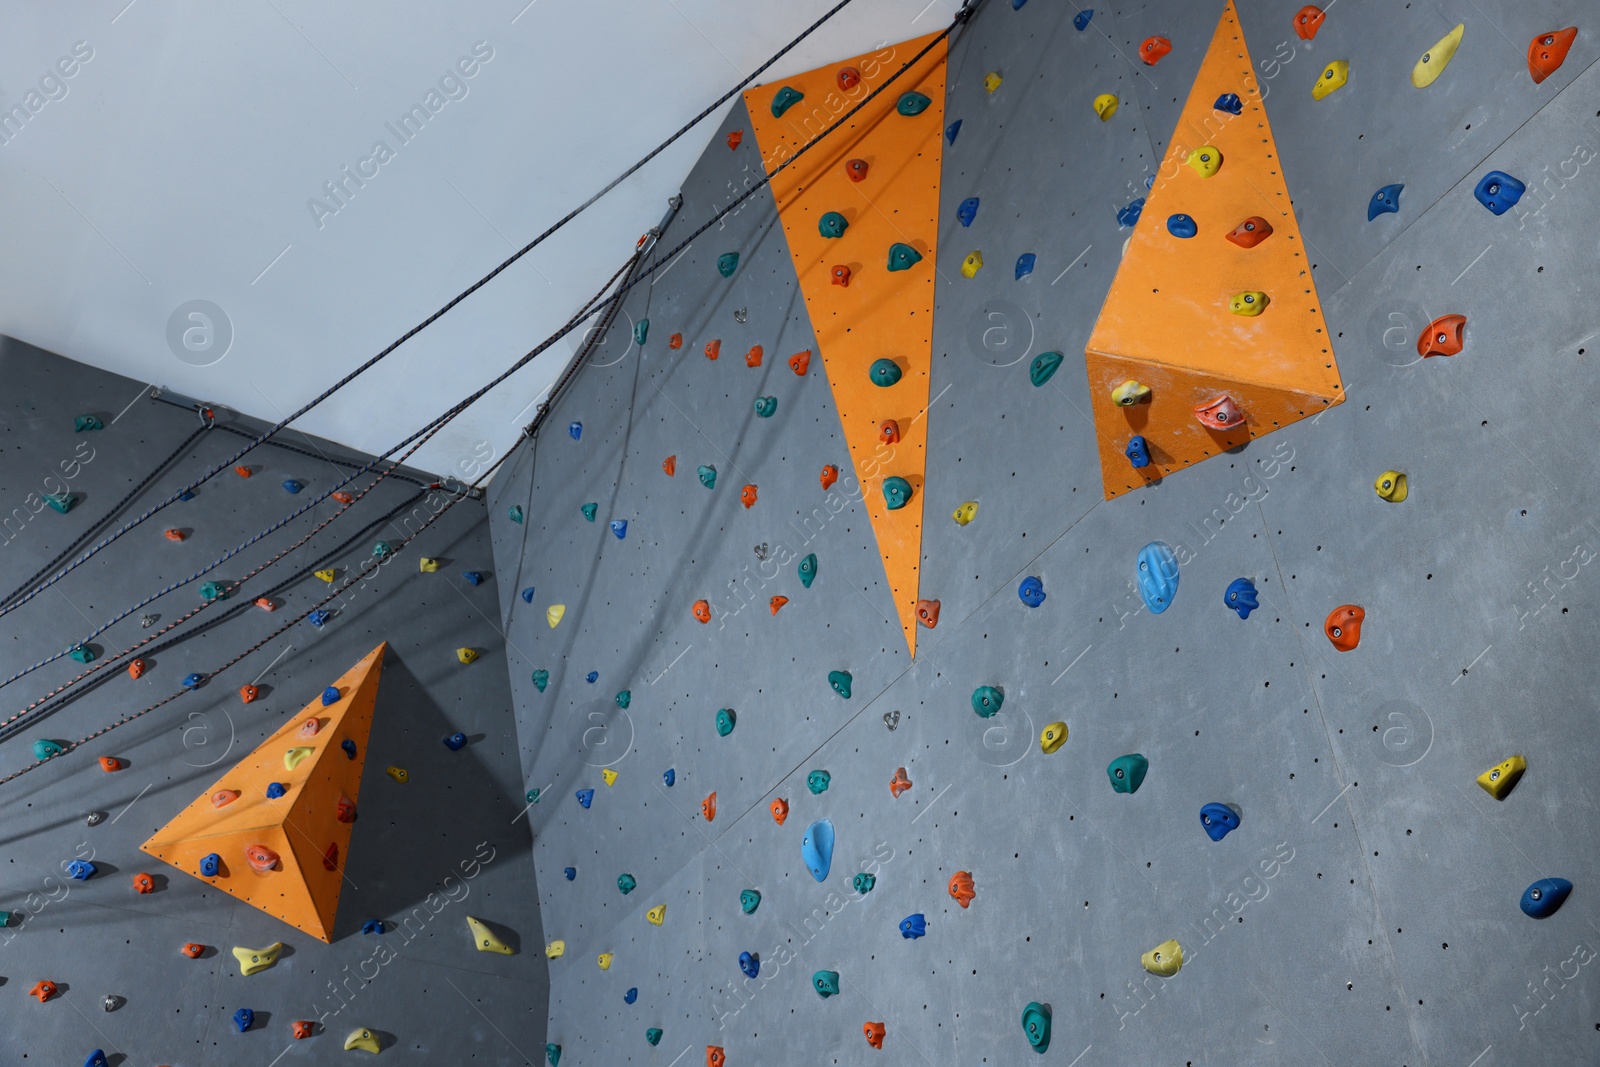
[[961, 250, 984, 279], [1312, 59, 1349, 100], [1476, 754, 1526, 801], [1141, 939, 1183, 976], [232, 942, 284, 976], [598, 951, 614, 970], [343, 1027, 381, 1053], [284, 746, 314, 770], [545, 940, 566, 959], [547, 604, 566, 628], [1111, 380, 1151, 406], [467, 915, 514, 954], [983, 71, 1002, 93], [952, 501, 978, 526], [1093, 93, 1119, 121], [315, 569, 337, 583], [456, 647, 478, 665], [602, 768, 618, 786], [385, 766, 409, 784], [1374, 470, 1408, 502], [647, 904, 666, 926], [1040, 722, 1068, 755], [1411, 23, 1464, 88], [418, 557, 441, 573]]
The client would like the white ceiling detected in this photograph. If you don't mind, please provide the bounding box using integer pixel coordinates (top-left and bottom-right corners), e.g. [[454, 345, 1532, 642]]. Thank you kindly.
[[0, 0, 964, 479]]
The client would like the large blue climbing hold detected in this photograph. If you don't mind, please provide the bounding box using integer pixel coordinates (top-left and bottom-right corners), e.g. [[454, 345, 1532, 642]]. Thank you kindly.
[[1136, 541, 1179, 614], [1015, 253, 1036, 279], [307, 609, 330, 628], [200, 852, 221, 877], [1074, 9, 1092, 30], [576, 788, 594, 809], [585, 671, 598, 684], [521, 587, 535, 603], [322, 686, 341, 706], [564, 867, 576, 880], [84, 1051, 109, 1067], [1368, 183, 1404, 220], [899, 913, 927, 939], [1125, 436, 1150, 469], [1117, 197, 1145, 227], [624, 987, 638, 1004], [663, 768, 675, 787], [802, 818, 835, 882], [1521, 877, 1572, 918], [610, 519, 627, 539], [68, 859, 97, 880], [444, 732, 467, 750], [945, 120, 962, 145], [1199, 803, 1241, 841], [462, 571, 484, 586], [183, 673, 205, 689], [282, 480, 303, 494], [1167, 213, 1197, 238], [739, 951, 760, 979], [1224, 578, 1259, 619], [1474, 171, 1526, 215], [266, 782, 287, 799], [1018, 576, 1046, 608], [341, 739, 357, 759], [957, 197, 980, 227], [1213, 92, 1242, 114], [233, 1008, 254, 1032]]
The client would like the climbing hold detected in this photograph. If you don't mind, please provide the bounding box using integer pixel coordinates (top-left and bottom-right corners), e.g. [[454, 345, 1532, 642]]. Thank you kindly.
[[770, 798, 788, 824], [461, 569, 485, 586], [983, 71, 1002, 93], [532, 669, 549, 691], [509, 504, 524, 524], [610, 519, 628, 539], [614, 690, 632, 710], [1136, 542, 1179, 613], [864, 1021, 886, 1049], [1018, 576, 1046, 608], [293, 1021, 314, 1039], [1139, 36, 1172, 65], [1225, 217, 1274, 250], [824, 671, 855, 701], [30, 980, 57, 1002], [84, 1051, 108, 1067], [698, 465, 717, 489], [1021, 1001, 1052, 1053], [1092, 93, 1118, 121], [952, 501, 978, 526], [321, 685, 342, 706], [1117, 198, 1145, 227], [897, 91, 931, 115], [234, 1007, 256, 1032], [1195, 394, 1245, 430], [440, 731, 469, 752], [771, 85, 804, 117], [385, 765, 409, 785], [769, 595, 788, 614], [701, 792, 717, 821], [1112, 380, 1151, 406], [739, 951, 760, 979], [646, 904, 665, 926], [1074, 9, 1092, 30], [1521, 878, 1573, 919], [803, 818, 835, 881], [344, 1028, 380, 1053], [419, 557, 440, 573], [266, 782, 287, 799], [456, 647, 478, 665], [337, 793, 357, 820], [212, 789, 240, 807], [200, 852, 222, 877], [1477, 755, 1526, 800], [879, 420, 900, 444], [1108, 753, 1149, 794], [807, 769, 832, 795], [580, 502, 598, 523], [869, 358, 903, 387], [800, 553, 818, 588], [1030, 350, 1064, 387], [1040, 722, 1067, 754], [704, 339, 721, 361], [813, 970, 841, 997], [1325, 605, 1364, 651], [32, 739, 63, 760], [97, 756, 121, 773], [971, 686, 1004, 718], [69, 859, 96, 880], [1417, 314, 1467, 358], [693, 600, 712, 624], [707, 1047, 725, 1067], [1224, 578, 1259, 619], [662, 769, 675, 787], [1228, 291, 1269, 317], [602, 768, 617, 786], [1528, 28, 1578, 84], [818, 210, 849, 239], [164, 528, 186, 541], [883, 476, 913, 510], [74, 413, 104, 432], [1142, 939, 1184, 976], [1312, 59, 1349, 100], [361, 919, 386, 935], [954, 198, 982, 231], [371, 541, 395, 561], [818, 466, 841, 494], [840, 158, 870, 186], [741, 889, 762, 914], [128, 658, 145, 679], [576, 788, 594, 808], [899, 913, 927, 939], [1015, 253, 1036, 279], [618, 873, 637, 895], [889, 766, 912, 797], [1293, 4, 1325, 39], [887, 243, 923, 271], [1368, 183, 1404, 220], [132, 871, 155, 893], [726, 130, 742, 151], [246, 844, 280, 873], [1200, 802, 1241, 841], [1412, 24, 1464, 88], [1185, 145, 1222, 178], [282, 480, 303, 494], [716, 708, 736, 737], [544, 940, 566, 959], [1167, 214, 1197, 239], [1375, 470, 1408, 502], [1214, 92, 1242, 114], [789, 349, 812, 376], [836, 65, 861, 92], [916, 599, 941, 628], [853, 872, 876, 895], [945, 119, 962, 144], [182, 943, 204, 958], [717, 252, 739, 277], [313, 567, 337, 584], [740, 484, 758, 509], [633, 318, 649, 346]]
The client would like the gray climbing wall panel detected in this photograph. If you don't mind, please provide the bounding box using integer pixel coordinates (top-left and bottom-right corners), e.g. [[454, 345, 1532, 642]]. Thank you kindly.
[[0, 338, 544, 1064]]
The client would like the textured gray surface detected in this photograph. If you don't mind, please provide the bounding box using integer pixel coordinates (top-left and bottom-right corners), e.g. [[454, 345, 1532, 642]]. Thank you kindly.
[[0, 338, 546, 1064]]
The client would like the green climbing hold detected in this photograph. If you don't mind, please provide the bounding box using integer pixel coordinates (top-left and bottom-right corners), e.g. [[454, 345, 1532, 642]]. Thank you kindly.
[[740, 889, 761, 914], [634, 319, 649, 346], [754, 396, 778, 418], [509, 505, 524, 524], [372, 540, 394, 559], [1107, 753, 1149, 794], [532, 669, 549, 692], [646, 1028, 663, 1046], [883, 476, 913, 510], [546, 1043, 561, 1067], [716, 708, 737, 737], [887, 243, 923, 272], [526, 787, 541, 804], [618, 873, 637, 895], [0, 910, 12, 927], [771, 86, 804, 117], [698, 465, 718, 489], [581, 502, 598, 522], [869, 359, 903, 387], [807, 769, 831, 795], [32, 739, 64, 760], [74, 414, 103, 432], [616, 690, 631, 709], [69, 645, 95, 664], [799, 553, 817, 588], [897, 91, 932, 115], [199, 581, 230, 601], [1021, 1001, 1052, 1053], [853, 872, 876, 895], [828, 671, 853, 698], [813, 970, 841, 998], [971, 686, 1004, 718], [717, 252, 740, 277], [1030, 351, 1064, 387], [819, 211, 849, 239], [43, 493, 74, 514]]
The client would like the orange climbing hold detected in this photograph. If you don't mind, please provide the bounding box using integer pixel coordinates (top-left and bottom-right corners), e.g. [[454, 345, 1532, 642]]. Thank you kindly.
[[211, 790, 240, 808], [663, 455, 677, 477], [293, 1020, 315, 1039], [915, 599, 940, 628], [820, 465, 839, 490], [164, 529, 186, 542], [845, 158, 869, 182], [889, 767, 912, 798], [707, 1047, 726, 1067], [701, 792, 717, 821], [254, 597, 276, 611], [745, 345, 763, 368], [331, 491, 354, 504], [1529, 27, 1578, 84], [240, 684, 259, 704], [864, 1021, 886, 1049], [99, 757, 122, 772], [949, 870, 976, 908], [693, 599, 712, 624], [29, 980, 57, 1002], [1140, 36, 1173, 64], [727, 130, 743, 150], [1417, 314, 1466, 358], [770, 595, 788, 615], [789, 349, 812, 375], [181, 943, 204, 958], [234, 466, 252, 478], [741, 484, 758, 509], [1293, 5, 1325, 40], [831, 264, 851, 287], [837, 66, 861, 92], [1325, 605, 1364, 651], [128, 658, 145, 679], [879, 420, 900, 444], [132, 872, 155, 893], [705, 339, 721, 361], [669, 333, 683, 349], [770, 797, 789, 825]]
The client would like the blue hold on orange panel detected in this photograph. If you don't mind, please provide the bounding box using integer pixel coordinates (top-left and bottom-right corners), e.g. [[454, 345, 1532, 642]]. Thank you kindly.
[[1167, 214, 1197, 238], [1125, 436, 1150, 468], [1213, 92, 1242, 114]]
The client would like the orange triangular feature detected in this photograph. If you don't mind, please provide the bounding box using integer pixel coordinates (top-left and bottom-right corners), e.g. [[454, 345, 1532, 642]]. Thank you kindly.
[[140, 643, 386, 941], [1084, 0, 1343, 499]]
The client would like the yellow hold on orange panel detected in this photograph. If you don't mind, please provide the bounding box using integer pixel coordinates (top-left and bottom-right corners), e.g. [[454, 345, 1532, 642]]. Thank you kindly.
[[1084, 0, 1343, 499], [140, 643, 387, 942], [745, 35, 948, 657]]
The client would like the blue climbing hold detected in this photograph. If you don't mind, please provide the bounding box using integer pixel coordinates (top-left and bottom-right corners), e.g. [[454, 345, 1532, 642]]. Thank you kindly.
[[462, 571, 484, 586], [945, 120, 962, 144], [1015, 253, 1036, 279], [183, 673, 205, 688], [1018, 576, 1046, 608], [322, 686, 340, 706], [68, 859, 96, 880], [282, 480, 303, 494], [1368, 183, 1404, 220], [200, 853, 221, 877], [1474, 171, 1526, 215], [178, 490, 195, 501], [1213, 92, 1242, 114], [32, 739, 63, 760], [663, 768, 675, 787], [1167, 213, 1197, 238], [521, 587, 536, 603], [1521, 877, 1573, 918], [532, 669, 549, 692], [802, 818, 835, 882], [568, 421, 582, 441], [564, 867, 576, 880], [624, 987, 638, 1004], [443, 732, 467, 751], [957, 197, 980, 227], [84, 1050, 108, 1067], [1013, 0, 1027, 8], [1117, 197, 1145, 227], [342, 739, 357, 759], [1224, 578, 1259, 619], [1074, 9, 1092, 30], [233, 1007, 254, 1032], [1125, 436, 1151, 468], [266, 782, 286, 799], [1136, 541, 1179, 614], [610, 519, 627, 539], [576, 788, 594, 808], [1030, 350, 1064, 386], [899, 914, 927, 939], [1200, 803, 1241, 841], [307, 609, 330, 628], [361, 919, 386, 935], [739, 951, 760, 979], [585, 671, 598, 684]]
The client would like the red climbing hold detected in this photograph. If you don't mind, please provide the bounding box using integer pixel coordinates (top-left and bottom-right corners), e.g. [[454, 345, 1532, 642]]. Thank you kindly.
[[132, 872, 155, 894], [1195, 395, 1245, 431], [770, 595, 788, 615], [831, 265, 851, 287], [845, 158, 869, 182], [240, 684, 260, 704], [916, 599, 941, 628], [1140, 36, 1173, 65], [234, 466, 251, 478], [293, 1020, 315, 1039], [663, 455, 677, 477], [864, 1021, 886, 1049], [164, 529, 186, 542], [1417, 314, 1466, 358], [693, 599, 712, 624], [879, 420, 900, 444], [889, 767, 912, 798], [837, 66, 861, 92], [323, 842, 339, 871], [770, 797, 789, 825], [1293, 5, 1326, 40], [727, 130, 743, 150], [1225, 216, 1273, 248], [337, 794, 357, 823], [1325, 605, 1364, 651], [820, 464, 839, 490], [741, 484, 759, 509], [669, 332, 683, 349], [948, 870, 976, 908], [705, 339, 721, 361], [745, 345, 763, 368], [246, 844, 280, 874], [99, 757, 122, 772], [332, 491, 354, 504], [254, 596, 275, 611], [181, 943, 204, 958], [212, 789, 240, 808], [1529, 28, 1578, 84], [789, 349, 812, 376], [701, 792, 717, 822], [128, 659, 145, 680], [30, 980, 57, 1002]]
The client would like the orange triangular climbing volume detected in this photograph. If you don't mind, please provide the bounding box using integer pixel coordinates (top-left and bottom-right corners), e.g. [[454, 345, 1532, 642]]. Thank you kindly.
[[744, 35, 948, 657], [140, 643, 386, 942], [1084, 0, 1343, 500]]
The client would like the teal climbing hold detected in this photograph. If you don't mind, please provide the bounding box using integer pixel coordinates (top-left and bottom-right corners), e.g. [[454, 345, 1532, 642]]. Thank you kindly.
[[813, 970, 841, 998], [698, 465, 718, 489], [43, 493, 74, 514], [971, 685, 1004, 718], [646, 1028, 663, 1046], [853, 872, 876, 895], [74, 414, 103, 432], [828, 671, 853, 698], [618, 873, 637, 894], [869, 359, 903, 387], [532, 669, 549, 692], [1107, 753, 1149, 794], [819, 211, 849, 238], [634, 319, 649, 346], [754, 396, 778, 418], [717, 252, 740, 277], [740, 889, 761, 914], [799, 553, 818, 588], [372, 541, 393, 559], [1021, 1001, 1052, 1053], [32, 739, 64, 760], [616, 690, 631, 709], [1030, 351, 1064, 387], [897, 91, 932, 115], [508, 505, 524, 524], [526, 787, 541, 803], [887, 243, 923, 271], [581, 502, 597, 522], [883, 476, 913, 510], [807, 769, 832, 795], [771, 86, 804, 117], [199, 581, 229, 601], [716, 708, 737, 737], [69, 645, 95, 664], [546, 1043, 561, 1067]]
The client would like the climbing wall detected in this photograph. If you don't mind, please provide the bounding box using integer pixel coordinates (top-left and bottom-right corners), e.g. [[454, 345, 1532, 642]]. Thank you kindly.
[[496, 1, 1600, 1064], [0, 338, 543, 1064]]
